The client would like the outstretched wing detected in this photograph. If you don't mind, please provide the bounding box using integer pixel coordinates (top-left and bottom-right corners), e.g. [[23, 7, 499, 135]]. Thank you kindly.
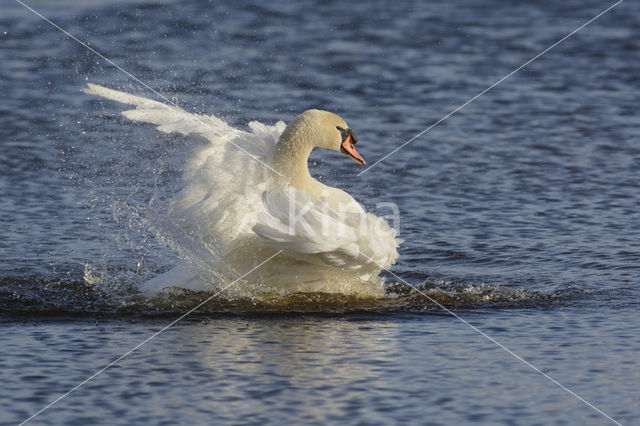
[[83, 83, 240, 143], [85, 83, 287, 256], [253, 186, 400, 279]]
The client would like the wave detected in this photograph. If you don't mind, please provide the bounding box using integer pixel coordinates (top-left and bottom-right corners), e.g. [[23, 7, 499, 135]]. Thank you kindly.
[[0, 271, 572, 316]]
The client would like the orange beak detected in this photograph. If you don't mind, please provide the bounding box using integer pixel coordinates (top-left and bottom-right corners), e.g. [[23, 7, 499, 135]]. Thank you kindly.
[[340, 135, 366, 166]]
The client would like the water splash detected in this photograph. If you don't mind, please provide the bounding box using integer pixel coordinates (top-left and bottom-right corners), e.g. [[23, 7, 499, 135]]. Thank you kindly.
[[0, 271, 571, 316]]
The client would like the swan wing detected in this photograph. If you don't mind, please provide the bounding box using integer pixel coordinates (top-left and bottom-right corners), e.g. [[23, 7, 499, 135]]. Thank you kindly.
[[159, 120, 286, 262], [84, 83, 287, 258], [83, 83, 276, 155], [253, 186, 400, 277]]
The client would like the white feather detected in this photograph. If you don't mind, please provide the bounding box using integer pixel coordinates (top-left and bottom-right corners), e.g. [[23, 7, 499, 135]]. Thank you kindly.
[[84, 84, 400, 296]]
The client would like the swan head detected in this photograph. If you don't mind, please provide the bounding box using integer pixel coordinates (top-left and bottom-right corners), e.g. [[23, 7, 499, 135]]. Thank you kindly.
[[279, 109, 366, 167]]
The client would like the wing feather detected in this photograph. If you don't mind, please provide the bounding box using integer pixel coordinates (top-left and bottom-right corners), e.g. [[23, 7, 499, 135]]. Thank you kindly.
[[253, 186, 400, 278], [83, 83, 237, 144]]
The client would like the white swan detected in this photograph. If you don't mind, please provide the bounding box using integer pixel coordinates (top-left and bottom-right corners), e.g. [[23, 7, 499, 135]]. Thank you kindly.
[[84, 83, 400, 296]]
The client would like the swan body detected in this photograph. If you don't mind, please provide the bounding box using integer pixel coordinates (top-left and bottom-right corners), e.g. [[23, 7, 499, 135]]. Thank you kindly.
[[84, 83, 400, 296]]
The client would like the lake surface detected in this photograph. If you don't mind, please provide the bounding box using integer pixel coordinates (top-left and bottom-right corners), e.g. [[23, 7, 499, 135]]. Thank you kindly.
[[1, 0, 638, 424]]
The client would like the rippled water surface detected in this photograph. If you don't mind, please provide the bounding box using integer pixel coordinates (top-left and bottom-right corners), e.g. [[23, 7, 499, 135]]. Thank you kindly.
[[1, 0, 639, 424]]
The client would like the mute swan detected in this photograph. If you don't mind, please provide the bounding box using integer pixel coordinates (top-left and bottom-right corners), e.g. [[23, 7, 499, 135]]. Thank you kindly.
[[84, 84, 400, 296]]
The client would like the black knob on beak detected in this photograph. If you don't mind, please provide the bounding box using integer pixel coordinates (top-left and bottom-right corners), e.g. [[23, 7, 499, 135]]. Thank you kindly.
[[338, 126, 358, 144]]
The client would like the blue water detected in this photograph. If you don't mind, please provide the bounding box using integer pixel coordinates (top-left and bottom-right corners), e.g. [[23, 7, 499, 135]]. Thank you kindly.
[[1, 0, 639, 424]]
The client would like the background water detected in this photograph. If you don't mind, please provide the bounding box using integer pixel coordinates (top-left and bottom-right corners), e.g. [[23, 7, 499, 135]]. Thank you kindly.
[[1, 0, 639, 424]]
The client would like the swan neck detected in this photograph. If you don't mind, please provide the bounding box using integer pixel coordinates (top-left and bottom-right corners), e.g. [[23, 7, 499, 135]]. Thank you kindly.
[[274, 116, 319, 189], [274, 143, 313, 188]]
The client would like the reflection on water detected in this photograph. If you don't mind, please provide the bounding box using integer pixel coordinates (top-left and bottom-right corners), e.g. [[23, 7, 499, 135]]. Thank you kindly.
[[191, 317, 399, 393], [4, 311, 637, 425]]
